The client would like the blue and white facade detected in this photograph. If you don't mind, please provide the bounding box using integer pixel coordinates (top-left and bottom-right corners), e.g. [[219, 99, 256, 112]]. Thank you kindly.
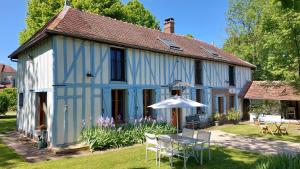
[[16, 35, 252, 147]]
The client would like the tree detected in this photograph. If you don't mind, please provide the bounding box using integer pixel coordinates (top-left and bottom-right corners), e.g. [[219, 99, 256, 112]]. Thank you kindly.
[[0, 93, 9, 116], [19, 0, 159, 44], [223, 0, 300, 82]]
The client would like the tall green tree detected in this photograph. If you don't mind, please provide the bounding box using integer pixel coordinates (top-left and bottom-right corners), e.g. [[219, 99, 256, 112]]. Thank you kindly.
[[224, 0, 300, 82], [19, 0, 159, 44]]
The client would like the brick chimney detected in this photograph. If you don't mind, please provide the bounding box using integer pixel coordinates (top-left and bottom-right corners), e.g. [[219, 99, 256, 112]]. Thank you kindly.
[[164, 18, 175, 34]]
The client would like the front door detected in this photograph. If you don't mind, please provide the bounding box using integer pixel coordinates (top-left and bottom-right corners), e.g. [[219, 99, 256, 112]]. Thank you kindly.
[[38, 92, 47, 128], [171, 90, 181, 129]]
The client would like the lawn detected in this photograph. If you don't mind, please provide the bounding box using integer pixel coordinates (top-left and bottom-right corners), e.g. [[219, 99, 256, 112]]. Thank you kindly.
[[0, 112, 265, 169], [15, 145, 263, 169], [210, 122, 300, 143]]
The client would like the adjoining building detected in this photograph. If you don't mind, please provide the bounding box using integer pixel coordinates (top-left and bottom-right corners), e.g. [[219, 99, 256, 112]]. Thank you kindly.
[[0, 63, 16, 90], [9, 7, 255, 147], [241, 81, 300, 120]]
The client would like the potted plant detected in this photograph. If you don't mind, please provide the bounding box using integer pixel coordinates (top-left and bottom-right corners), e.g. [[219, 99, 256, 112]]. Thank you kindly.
[[38, 124, 47, 149], [213, 112, 221, 126], [226, 109, 241, 125]]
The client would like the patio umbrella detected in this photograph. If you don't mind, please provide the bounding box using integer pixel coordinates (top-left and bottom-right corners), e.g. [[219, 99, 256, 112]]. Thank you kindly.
[[148, 95, 207, 133]]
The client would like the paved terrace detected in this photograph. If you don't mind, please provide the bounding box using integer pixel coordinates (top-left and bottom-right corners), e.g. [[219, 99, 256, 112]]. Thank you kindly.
[[210, 130, 300, 155]]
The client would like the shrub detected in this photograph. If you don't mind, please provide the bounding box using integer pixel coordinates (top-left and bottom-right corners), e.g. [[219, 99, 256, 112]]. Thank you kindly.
[[213, 112, 221, 121], [81, 117, 176, 151], [254, 153, 300, 169], [226, 109, 241, 124], [0, 93, 9, 116], [2, 88, 17, 111]]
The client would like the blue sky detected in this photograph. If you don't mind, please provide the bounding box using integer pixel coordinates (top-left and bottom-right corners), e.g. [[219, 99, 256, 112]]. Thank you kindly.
[[0, 0, 228, 69]]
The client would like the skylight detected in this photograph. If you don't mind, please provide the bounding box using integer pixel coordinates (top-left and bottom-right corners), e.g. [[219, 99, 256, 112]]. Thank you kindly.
[[158, 38, 182, 51], [201, 47, 222, 58]]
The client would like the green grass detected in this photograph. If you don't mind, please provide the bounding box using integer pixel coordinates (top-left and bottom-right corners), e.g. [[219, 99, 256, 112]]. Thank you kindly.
[[0, 111, 26, 169], [15, 145, 263, 169], [0, 112, 265, 169], [0, 111, 17, 134], [210, 122, 300, 143]]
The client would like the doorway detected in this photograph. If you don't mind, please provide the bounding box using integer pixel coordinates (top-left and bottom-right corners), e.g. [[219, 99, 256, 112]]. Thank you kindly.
[[37, 92, 47, 128], [111, 89, 126, 123], [171, 90, 181, 129], [217, 96, 224, 114], [143, 89, 154, 118]]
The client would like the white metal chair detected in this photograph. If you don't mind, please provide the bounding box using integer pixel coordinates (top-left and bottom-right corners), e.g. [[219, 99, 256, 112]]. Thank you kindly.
[[193, 130, 211, 165], [182, 128, 194, 138], [157, 135, 182, 168], [145, 133, 159, 165]]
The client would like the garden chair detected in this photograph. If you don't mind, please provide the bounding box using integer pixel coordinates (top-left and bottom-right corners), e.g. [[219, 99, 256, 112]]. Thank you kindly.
[[182, 128, 194, 138], [193, 130, 211, 165], [279, 120, 290, 135], [157, 135, 182, 168], [258, 121, 274, 135], [145, 133, 159, 165]]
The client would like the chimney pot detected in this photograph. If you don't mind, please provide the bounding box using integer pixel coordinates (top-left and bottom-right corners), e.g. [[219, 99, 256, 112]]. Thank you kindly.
[[164, 18, 175, 34]]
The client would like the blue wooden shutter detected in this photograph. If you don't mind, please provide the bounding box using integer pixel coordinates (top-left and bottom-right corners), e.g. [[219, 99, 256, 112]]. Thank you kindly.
[[128, 88, 135, 122], [154, 89, 161, 118], [102, 88, 111, 118], [136, 89, 143, 119], [190, 88, 196, 115]]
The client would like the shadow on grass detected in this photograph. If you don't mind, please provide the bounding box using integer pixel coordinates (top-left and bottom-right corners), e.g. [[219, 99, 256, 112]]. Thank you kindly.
[[157, 146, 262, 169], [0, 139, 25, 169]]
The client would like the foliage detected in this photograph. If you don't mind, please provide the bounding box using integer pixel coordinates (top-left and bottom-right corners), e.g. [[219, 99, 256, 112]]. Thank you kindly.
[[226, 109, 241, 123], [224, 0, 300, 81], [185, 34, 194, 39], [2, 88, 17, 111], [81, 117, 176, 151], [249, 100, 280, 118], [213, 112, 221, 121], [0, 93, 9, 116], [19, 0, 159, 44], [254, 153, 300, 169]]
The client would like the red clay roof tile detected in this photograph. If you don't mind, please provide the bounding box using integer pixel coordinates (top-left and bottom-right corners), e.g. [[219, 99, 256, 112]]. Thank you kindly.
[[9, 7, 255, 68]]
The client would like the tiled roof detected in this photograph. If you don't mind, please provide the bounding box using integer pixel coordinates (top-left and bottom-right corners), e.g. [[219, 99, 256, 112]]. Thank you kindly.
[[0, 64, 16, 74], [9, 7, 255, 68], [241, 81, 300, 101]]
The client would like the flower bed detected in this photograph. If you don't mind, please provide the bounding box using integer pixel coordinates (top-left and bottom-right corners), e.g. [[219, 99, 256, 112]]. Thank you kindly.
[[81, 117, 176, 151]]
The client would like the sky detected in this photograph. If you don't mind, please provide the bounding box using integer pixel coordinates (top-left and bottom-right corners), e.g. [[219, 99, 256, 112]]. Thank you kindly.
[[0, 0, 228, 69]]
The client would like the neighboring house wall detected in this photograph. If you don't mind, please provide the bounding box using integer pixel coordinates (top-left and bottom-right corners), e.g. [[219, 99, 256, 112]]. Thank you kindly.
[[16, 38, 54, 142]]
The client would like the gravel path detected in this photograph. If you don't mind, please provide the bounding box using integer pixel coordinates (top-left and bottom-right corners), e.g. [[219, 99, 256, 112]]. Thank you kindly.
[[210, 130, 300, 155]]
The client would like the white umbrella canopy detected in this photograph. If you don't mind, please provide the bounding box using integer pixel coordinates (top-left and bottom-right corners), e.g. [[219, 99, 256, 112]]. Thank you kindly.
[[148, 95, 207, 133], [148, 95, 207, 109]]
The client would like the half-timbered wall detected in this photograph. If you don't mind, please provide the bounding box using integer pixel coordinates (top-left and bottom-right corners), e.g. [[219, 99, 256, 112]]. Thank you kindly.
[[16, 38, 54, 142]]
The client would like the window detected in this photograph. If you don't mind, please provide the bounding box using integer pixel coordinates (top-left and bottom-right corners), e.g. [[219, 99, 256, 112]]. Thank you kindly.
[[229, 65, 235, 86], [143, 90, 155, 119], [111, 90, 126, 123], [195, 60, 202, 85], [19, 93, 23, 108], [111, 48, 125, 81], [196, 89, 202, 113], [217, 96, 224, 114], [158, 38, 182, 51], [229, 95, 235, 109]]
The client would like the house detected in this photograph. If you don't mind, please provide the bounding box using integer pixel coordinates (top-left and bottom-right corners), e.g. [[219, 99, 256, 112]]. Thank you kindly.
[[9, 7, 255, 147], [241, 81, 300, 120], [0, 63, 16, 90]]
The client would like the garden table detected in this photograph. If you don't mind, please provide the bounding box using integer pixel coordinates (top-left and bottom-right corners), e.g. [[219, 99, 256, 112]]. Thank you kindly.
[[259, 117, 284, 135], [167, 134, 200, 168]]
